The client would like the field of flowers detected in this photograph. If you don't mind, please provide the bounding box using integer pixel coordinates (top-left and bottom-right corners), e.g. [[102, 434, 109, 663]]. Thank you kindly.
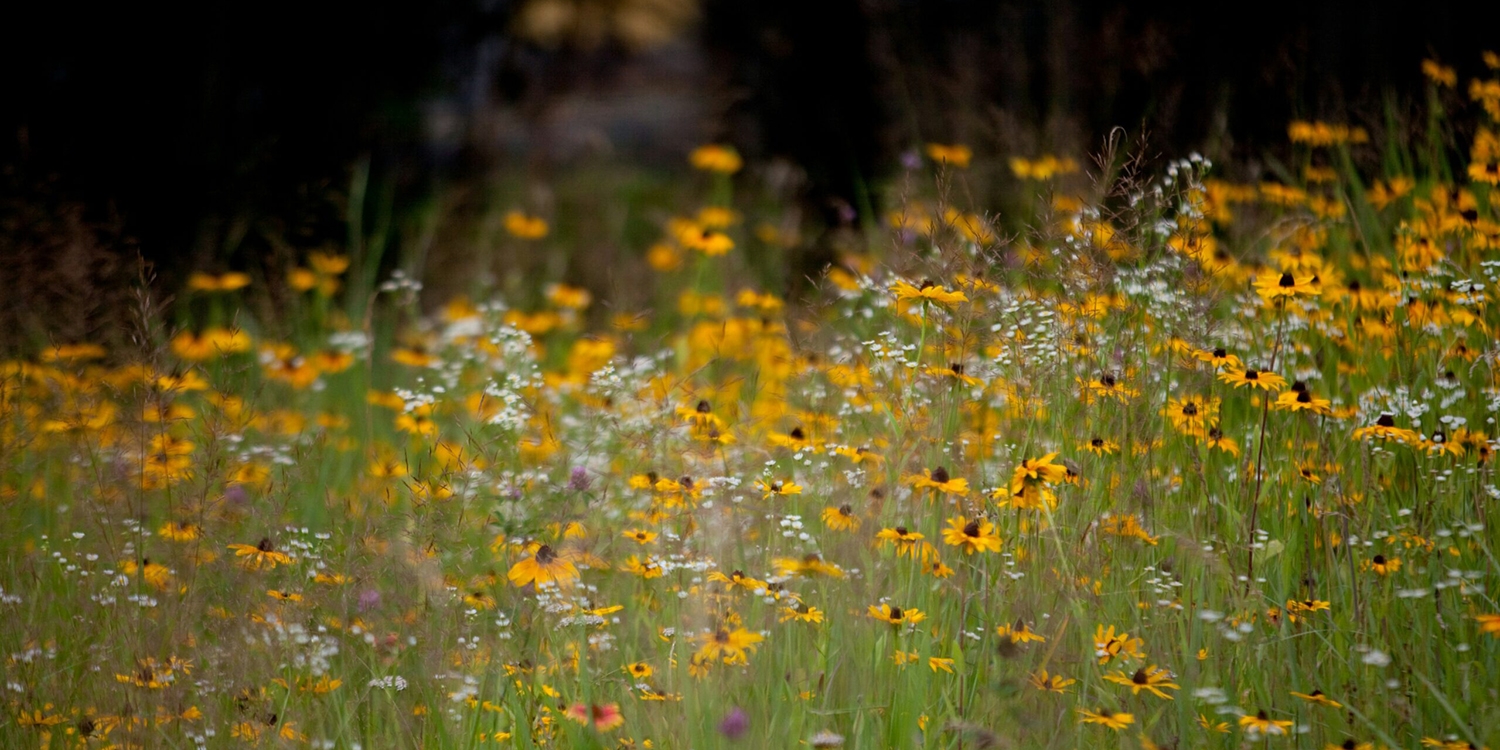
[[4, 56, 1500, 749]]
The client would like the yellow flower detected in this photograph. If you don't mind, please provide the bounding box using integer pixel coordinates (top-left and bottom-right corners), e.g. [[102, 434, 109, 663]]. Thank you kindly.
[[941, 515, 1002, 554], [1239, 710, 1294, 736], [996, 620, 1046, 644], [1218, 366, 1287, 392], [875, 526, 926, 557], [925, 143, 972, 168], [868, 603, 926, 626], [821, 504, 860, 531], [228, 538, 294, 571], [890, 279, 969, 306], [506, 544, 579, 588], [1290, 689, 1343, 708], [689, 144, 742, 173], [694, 626, 762, 664], [1029, 669, 1075, 692], [1077, 708, 1134, 730], [1255, 271, 1320, 303], [1102, 665, 1179, 699], [756, 478, 803, 499], [1273, 383, 1333, 415], [503, 211, 549, 240], [188, 271, 251, 292]]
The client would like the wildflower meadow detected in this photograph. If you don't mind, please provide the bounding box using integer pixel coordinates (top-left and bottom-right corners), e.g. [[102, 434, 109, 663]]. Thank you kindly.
[[6, 55, 1500, 749]]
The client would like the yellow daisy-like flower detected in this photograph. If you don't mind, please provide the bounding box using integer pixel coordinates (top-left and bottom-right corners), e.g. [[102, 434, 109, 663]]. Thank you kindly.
[[756, 479, 803, 499], [821, 504, 860, 531], [1255, 271, 1319, 302], [506, 544, 579, 588], [689, 144, 742, 174], [890, 279, 969, 306], [228, 538, 293, 571], [1077, 708, 1134, 730], [1010, 452, 1068, 493], [1218, 366, 1287, 392], [1273, 383, 1333, 415], [1102, 665, 1179, 699], [941, 515, 1002, 554], [1290, 689, 1342, 708], [925, 143, 973, 168], [694, 626, 762, 665], [868, 603, 926, 626], [1239, 710, 1294, 736]]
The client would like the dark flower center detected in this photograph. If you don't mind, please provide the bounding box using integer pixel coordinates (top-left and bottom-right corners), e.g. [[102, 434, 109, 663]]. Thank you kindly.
[[895, 526, 909, 536], [963, 520, 981, 537], [1213, 347, 1227, 357], [930, 466, 950, 483], [888, 606, 903, 620], [838, 504, 852, 516], [695, 400, 711, 413], [1278, 272, 1296, 287], [257, 537, 274, 552], [1100, 374, 1116, 387], [1131, 668, 1148, 684], [1376, 414, 1396, 427], [1244, 369, 1260, 379], [535, 545, 556, 565], [1373, 555, 1386, 564], [1297, 390, 1312, 403], [1091, 437, 1104, 447], [790, 426, 805, 440], [1182, 403, 1199, 416]]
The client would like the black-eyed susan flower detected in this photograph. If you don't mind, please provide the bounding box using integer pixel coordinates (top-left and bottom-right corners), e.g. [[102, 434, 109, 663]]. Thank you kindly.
[[707, 569, 767, 593], [1093, 625, 1145, 664], [1203, 426, 1241, 456], [1273, 382, 1333, 415], [774, 554, 844, 578], [1029, 669, 1075, 692], [868, 603, 925, 626], [695, 627, 763, 665], [876, 526, 925, 557], [779, 601, 825, 624], [1077, 708, 1134, 730], [1082, 436, 1118, 456], [1218, 366, 1287, 391], [621, 529, 657, 545], [1255, 271, 1319, 302], [1010, 453, 1068, 493], [756, 478, 803, 499], [228, 538, 293, 571], [905, 466, 970, 497], [1239, 710, 1294, 736], [1362, 555, 1401, 575], [890, 279, 968, 306], [1163, 395, 1218, 433], [1102, 665, 1179, 699], [1351, 414, 1421, 444], [1198, 714, 1231, 733], [624, 662, 653, 680], [996, 620, 1046, 644], [506, 544, 579, 588], [925, 143, 972, 168], [1193, 346, 1243, 371], [1290, 689, 1342, 708], [821, 504, 860, 531], [689, 144, 742, 173], [941, 515, 1002, 554], [1476, 613, 1500, 636]]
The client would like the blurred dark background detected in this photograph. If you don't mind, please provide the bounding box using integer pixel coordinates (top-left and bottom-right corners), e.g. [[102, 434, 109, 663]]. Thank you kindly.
[[3, 0, 1499, 345]]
